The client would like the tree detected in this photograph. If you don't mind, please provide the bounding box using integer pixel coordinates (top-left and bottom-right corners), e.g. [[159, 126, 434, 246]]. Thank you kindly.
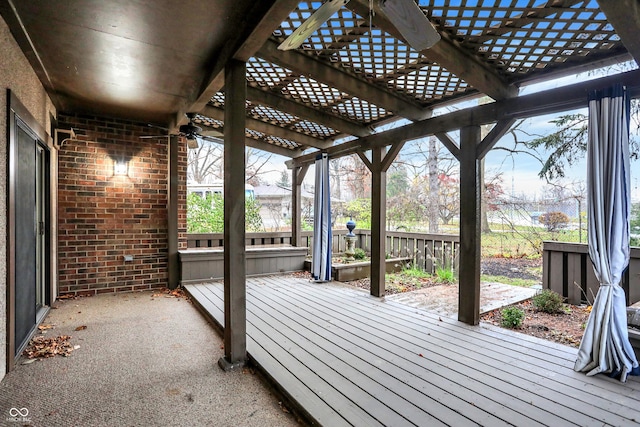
[[276, 170, 291, 188], [344, 198, 371, 229], [344, 154, 371, 199], [632, 203, 640, 247], [187, 192, 264, 233], [245, 147, 274, 186], [393, 136, 457, 232], [386, 163, 409, 198], [187, 140, 223, 183], [438, 173, 460, 225]]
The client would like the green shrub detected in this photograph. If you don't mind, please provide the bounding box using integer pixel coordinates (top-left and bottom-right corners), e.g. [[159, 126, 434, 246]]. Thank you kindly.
[[538, 211, 570, 232], [353, 248, 367, 260], [435, 267, 455, 283], [501, 306, 525, 328], [532, 289, 564, 313]]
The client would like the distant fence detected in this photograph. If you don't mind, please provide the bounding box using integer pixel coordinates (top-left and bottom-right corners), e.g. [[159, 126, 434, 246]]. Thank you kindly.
[[542, 241, 640, 306], [186, 230, 459, 275]]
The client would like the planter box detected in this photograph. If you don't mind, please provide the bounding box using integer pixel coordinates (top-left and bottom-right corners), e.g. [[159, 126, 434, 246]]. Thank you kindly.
[[304, 257, 411, 282]]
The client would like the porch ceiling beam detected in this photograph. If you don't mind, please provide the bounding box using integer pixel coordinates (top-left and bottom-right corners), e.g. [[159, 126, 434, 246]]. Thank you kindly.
[[201, 105, 332, 150], [290, 68, 640, 166], [199, 123, 302, 158], [246, 86, 373, 137], [171, 0, 300, 130], [596, 1, 640, 67], [347, 0, 518, 101], [257, 39, 430, 121]]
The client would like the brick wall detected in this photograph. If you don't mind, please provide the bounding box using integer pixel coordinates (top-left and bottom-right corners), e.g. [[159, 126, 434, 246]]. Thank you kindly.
[[57, 113, 186, 295]]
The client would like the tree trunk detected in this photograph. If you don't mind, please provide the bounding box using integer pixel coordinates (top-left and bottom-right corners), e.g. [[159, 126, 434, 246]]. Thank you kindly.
[[480, 157, 492, 233]]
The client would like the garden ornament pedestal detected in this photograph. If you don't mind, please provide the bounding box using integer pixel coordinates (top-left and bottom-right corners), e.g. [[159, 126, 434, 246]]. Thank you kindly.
[[344, 219, 357, 260]]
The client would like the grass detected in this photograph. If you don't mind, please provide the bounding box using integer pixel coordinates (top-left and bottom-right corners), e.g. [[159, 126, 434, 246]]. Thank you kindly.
[[386, 265, 434, 290], [481, 227, 584, 258], [480, 274, 538, 287]]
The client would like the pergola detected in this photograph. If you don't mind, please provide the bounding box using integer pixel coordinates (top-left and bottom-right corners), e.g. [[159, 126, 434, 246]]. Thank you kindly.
[[4, 0, 640, 368]]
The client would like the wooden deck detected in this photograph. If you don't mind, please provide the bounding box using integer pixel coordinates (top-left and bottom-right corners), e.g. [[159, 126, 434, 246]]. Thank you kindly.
[[185, 276, 640, 427]]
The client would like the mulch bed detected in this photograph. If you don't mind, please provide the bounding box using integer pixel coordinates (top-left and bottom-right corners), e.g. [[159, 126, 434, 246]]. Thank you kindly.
[[481, 299, 591, 347]]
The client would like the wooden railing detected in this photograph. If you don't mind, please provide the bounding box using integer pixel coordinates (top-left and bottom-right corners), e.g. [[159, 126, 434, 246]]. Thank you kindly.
[[186, 230, 459, 275], [542, 241, 640, 306]]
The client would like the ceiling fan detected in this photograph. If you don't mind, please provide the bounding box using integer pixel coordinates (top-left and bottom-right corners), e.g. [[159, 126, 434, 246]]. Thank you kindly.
[[278, 0, 440, 52], [140, 113, 223, 149], [179, 113, 203, 149]]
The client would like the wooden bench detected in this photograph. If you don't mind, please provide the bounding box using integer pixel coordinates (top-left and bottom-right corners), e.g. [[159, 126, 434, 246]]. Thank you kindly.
[[178, 245, 308, 285]]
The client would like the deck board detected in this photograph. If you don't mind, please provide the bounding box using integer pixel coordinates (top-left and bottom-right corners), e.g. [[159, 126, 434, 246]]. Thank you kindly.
[[185, 276, 640, 427]]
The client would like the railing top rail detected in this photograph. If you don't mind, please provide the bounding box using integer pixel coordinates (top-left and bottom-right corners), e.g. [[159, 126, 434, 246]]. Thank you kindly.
[[189, 229, 460, 241], [543, 240, 640, 256]]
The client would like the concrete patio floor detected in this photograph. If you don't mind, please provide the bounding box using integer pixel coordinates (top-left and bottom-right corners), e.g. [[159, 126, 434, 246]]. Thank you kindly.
[[0, 291, 302, 427]]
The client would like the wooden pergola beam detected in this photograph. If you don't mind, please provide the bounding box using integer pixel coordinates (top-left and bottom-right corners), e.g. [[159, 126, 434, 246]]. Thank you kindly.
[[596, 1, 640, 67], [201, 105, 332, 150], [258, 39, 430, 121], [290, 68, 640, 166], [435, 132, 460, 161], [171, 0, 300, 129], [247, 86, 373, 137], [477, 118, 517, 160], [347, 0, 518, 102], [199, 123, 302, 158]]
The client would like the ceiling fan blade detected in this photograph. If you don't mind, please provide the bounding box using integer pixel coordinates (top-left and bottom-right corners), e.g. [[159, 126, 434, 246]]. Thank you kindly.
[[201, 129, 224, 138], [278, 0, 351, 50], [379, 0, 440, 51]]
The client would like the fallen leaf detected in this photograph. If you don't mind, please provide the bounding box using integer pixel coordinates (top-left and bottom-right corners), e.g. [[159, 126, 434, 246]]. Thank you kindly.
[[278, 402, 290, 414], [38, 324, 53, 330], [23, 335, 74, 359], [418, 353, 424, 357], [73, 345, 81, 350], [75, 325, 87, 331], [21, 358, 37, 365]]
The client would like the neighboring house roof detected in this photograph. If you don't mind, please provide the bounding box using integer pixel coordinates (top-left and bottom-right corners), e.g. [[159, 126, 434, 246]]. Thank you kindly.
[[253, 184, 313, 199]]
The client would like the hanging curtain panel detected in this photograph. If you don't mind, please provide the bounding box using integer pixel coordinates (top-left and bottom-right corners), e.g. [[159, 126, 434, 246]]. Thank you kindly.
[[312, 153, 332, 282], [574, 84, 640, 382]]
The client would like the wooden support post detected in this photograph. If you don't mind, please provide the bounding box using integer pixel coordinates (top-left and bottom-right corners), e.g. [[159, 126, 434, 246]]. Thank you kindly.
[[219, 59, 247, 370], [291, 164, 308, 247], [458, 125, 482, 325], [370, 147, 387, 297], [168, 135, 179, 289], [362, 141, 405, 297]]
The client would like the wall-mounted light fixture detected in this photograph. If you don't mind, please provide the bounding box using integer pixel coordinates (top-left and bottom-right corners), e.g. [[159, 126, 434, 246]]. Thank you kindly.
[[114, 159, 128, 175]]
